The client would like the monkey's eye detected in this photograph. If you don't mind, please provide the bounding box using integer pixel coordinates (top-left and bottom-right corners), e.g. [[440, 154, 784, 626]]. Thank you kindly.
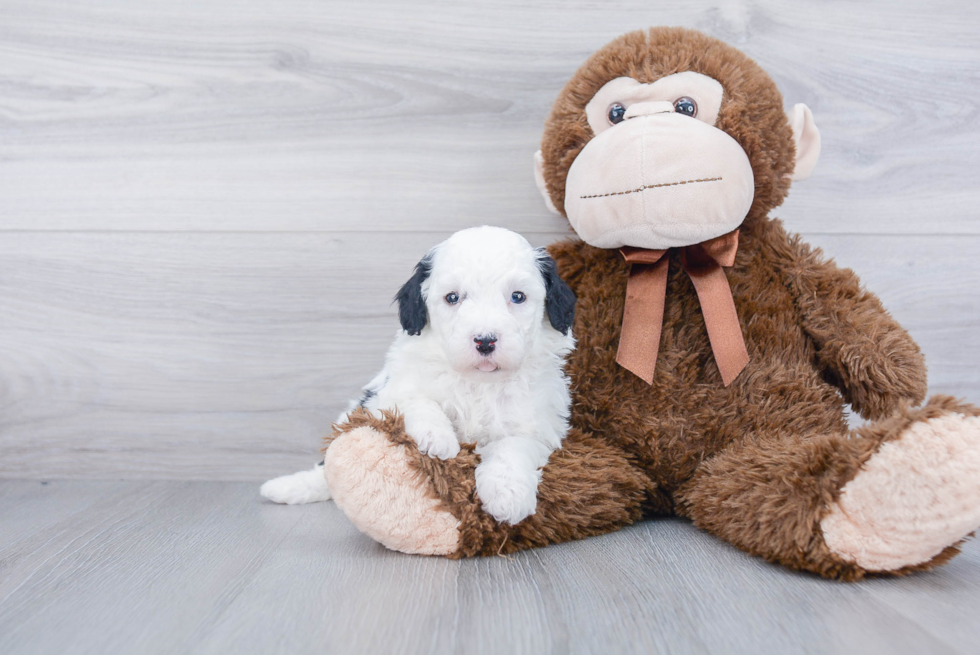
[[607, 103, 627, 125], [511, 291, 526, 304], [673, 97, 698, 118], [445, 292, 460, 305]]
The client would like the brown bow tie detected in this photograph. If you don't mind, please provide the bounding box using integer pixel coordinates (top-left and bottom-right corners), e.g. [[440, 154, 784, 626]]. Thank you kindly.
[[616, 229, 749, 386]]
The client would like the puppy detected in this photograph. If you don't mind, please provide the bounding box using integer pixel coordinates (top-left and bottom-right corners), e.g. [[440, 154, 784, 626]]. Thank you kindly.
[[260, 226, 576, 525]]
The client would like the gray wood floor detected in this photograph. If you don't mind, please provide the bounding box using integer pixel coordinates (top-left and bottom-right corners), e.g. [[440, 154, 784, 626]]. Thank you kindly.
[[1, 480, 979, 655], [3, 0, 980, 652]]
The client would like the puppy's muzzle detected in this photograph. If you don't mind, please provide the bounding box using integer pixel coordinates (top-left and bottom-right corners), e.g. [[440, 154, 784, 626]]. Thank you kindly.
[[474, 334, 497, 356]]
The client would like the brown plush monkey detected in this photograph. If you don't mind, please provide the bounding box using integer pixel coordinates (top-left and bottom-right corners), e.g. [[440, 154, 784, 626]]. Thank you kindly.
[[324, 27, 980, 580]]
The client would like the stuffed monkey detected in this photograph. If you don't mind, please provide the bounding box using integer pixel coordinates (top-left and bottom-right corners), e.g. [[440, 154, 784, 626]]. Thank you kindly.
[[323, 27, 980, 580]]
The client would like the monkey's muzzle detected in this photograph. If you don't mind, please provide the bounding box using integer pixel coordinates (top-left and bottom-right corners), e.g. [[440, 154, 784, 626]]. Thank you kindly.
[[564, 111, 754, 250]]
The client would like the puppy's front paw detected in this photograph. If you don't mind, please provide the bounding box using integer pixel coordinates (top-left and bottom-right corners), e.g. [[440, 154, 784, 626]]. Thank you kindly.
[[413, 427, 461, 460], [475, 464, 539, 525]]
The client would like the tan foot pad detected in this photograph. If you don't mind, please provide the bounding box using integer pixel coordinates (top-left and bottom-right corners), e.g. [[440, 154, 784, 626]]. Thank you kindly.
[[821, 413, 980, 571], [324, 426, 460, 556]]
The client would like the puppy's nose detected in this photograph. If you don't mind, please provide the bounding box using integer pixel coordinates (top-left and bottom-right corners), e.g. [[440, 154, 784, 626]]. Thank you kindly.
[[474, 334, 497, 356]]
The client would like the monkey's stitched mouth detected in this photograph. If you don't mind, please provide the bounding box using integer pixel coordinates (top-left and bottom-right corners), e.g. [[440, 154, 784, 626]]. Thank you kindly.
[[580, 176, 722, 200]]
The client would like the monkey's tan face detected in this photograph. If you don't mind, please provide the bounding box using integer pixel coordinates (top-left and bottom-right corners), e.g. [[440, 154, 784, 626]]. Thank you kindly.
[[564, 72, 754, 250], [535, 33, 821, 251]]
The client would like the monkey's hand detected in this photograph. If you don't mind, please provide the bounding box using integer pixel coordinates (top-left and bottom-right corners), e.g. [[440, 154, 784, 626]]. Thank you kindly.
[[780, 231, 927, 420]]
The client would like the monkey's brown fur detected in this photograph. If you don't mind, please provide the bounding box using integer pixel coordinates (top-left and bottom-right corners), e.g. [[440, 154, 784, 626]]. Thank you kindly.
[[328, 27, 978, 580]]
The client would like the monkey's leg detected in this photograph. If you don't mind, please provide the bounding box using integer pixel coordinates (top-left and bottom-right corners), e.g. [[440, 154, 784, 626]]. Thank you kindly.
[[675, 396, 980, 580], [324, 412, 653, 558]]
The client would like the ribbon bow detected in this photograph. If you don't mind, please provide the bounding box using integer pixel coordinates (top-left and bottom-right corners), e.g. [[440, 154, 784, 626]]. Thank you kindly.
[[616, 229, 749, 386]]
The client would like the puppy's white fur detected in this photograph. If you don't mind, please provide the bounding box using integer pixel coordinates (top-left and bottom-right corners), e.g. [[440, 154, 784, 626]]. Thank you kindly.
[[261, 226, 574, 525]]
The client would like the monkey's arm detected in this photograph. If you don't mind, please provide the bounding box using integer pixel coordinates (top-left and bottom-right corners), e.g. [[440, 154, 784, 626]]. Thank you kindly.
[[774, 229, 927, 420]]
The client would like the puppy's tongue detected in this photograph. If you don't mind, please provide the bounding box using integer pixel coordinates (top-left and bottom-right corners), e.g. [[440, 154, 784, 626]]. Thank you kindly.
[[477, 360, 498, 372]]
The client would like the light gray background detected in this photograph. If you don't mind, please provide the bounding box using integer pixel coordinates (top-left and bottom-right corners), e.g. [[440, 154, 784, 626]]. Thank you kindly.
[[1, 2, 979, 653], [2, 0, 978, 481]]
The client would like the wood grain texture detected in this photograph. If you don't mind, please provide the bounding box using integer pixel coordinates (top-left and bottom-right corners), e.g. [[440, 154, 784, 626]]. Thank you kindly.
[[0, 0, 978, 479], [2, 4, 978, 651], [0, 0, 978, 235], [0, 230, 565, 479], [0, 232, 976, 480], [1, 480, 977, 655]]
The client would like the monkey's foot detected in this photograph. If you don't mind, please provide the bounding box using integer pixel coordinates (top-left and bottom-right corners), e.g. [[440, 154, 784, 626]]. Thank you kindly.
[[324, 426, 461, 556], [821, 408, 980, 572]]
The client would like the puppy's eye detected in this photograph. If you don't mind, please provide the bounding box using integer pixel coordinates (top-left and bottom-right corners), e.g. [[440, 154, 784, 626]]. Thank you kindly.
[[673, 97, 697, 118], [511, 291, 526, 304], [607, 103, 626, 125], [445, 292, 460, 305]]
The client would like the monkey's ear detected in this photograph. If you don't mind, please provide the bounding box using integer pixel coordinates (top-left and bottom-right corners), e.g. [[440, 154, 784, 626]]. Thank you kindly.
[[394, 255, 431, 335], [788, 104, 821, 181], [536, 250, 576, 335], [533, 150, 561, 215]]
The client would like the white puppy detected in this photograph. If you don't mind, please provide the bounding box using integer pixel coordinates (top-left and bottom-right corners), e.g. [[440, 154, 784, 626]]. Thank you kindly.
[[261, 226, 576, 525]]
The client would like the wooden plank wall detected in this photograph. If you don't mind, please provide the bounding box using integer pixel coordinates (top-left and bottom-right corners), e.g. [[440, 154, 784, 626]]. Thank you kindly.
[[1, 0, 978, 480]]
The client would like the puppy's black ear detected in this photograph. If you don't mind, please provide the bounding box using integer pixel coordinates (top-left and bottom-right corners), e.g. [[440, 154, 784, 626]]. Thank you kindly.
[[536, 251, 576, 336], [394, 255, 431, 336]]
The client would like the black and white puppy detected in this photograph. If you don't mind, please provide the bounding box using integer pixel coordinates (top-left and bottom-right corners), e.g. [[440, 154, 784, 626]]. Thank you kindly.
[[261, 226, 576, 525]]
